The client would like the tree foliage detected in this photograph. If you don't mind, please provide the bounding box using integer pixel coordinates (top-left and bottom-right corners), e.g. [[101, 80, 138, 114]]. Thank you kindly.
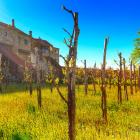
[[131, 32, 140, 64]]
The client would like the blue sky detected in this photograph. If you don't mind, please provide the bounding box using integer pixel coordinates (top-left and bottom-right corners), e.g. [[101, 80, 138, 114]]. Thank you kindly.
[[0, 0, 140, 68]]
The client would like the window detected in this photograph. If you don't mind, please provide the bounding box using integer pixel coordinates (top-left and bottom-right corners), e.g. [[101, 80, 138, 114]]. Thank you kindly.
[[55, 49, 58, 54], [24, 39, 29, 45], [42, 47, 48, 52]]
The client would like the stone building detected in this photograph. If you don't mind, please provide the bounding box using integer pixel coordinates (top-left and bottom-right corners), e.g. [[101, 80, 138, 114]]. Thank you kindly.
[[0, 19, 59, 82]]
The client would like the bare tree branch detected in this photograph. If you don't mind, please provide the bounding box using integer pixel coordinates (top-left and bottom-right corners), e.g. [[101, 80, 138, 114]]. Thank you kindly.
[[63, 28, 72, 38], [62, 5, 75, 19], [60, 54, 69, 65], [114, 59, 119, 66], [55, 84, 68, 104], [63, 27, 75, 50], [64, 38, 71, 48]]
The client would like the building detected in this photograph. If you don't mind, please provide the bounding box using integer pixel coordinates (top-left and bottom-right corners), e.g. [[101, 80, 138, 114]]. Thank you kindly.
[[0, 19, 59, 82]]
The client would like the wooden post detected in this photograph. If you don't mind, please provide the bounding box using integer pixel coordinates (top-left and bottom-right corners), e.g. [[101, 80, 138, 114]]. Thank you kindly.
[[133, 64, 137, 93], [84, 60, 88, 95], [130, 60, 133, 95], [29, 31, 33, 96], [123, 58, 128, 101], [101, 37, 109, 123], [117, 53, 122, 104], [77, 68, 80, 92]]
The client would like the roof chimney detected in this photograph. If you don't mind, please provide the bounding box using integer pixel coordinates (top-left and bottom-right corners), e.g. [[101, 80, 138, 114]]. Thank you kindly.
[[12, 19, 15, 28], [29, 31, 32, 37]]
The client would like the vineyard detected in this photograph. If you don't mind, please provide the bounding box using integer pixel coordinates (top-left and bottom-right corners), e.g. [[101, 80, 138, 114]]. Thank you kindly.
[[0, 85, 140, 140], [0, 2, 140, 140]]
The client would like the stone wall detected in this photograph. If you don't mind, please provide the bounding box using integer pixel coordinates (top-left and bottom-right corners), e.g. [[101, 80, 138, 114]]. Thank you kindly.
[[0, 22, 31, 62], [0, 21, 59, 76]]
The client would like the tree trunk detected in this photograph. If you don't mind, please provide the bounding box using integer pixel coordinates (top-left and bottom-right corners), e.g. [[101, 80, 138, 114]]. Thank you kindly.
[[68, 71, 76, 140], [118, 53, 122, 104], [101, 37, 108, 123], [65, 10, 80, 140], [84, 60, 88, 95], [133, 65, 137, 93], [130, 61, 133, 95], [37, 84, 42, 108], [123, 58, 128, 101]]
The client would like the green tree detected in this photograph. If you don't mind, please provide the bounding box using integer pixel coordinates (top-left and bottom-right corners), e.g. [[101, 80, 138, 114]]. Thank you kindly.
[[131, 32, 140, 64]]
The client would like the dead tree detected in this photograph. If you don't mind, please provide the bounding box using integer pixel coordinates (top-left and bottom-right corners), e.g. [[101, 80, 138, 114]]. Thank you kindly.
[[53, 6, 80, 140], [123, 58, 128, 101], [138, 66, 140, 89], [84, 60, 88, 95], [101, 37, 109, 123], [118, 53, 122, 104], [130, 60, 133, 95], [133, 64, 137, 93]]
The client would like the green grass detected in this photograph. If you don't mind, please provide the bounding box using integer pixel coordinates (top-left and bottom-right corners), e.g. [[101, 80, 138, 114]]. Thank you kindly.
[[0, 85, 140, 139]]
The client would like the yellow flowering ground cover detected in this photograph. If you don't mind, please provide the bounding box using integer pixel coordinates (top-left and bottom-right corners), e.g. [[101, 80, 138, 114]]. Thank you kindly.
[[0, 85, 140, 140]]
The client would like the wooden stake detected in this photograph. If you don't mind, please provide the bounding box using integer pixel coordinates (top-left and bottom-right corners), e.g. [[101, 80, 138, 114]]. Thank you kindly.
[[101, 37, 109, 123]]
